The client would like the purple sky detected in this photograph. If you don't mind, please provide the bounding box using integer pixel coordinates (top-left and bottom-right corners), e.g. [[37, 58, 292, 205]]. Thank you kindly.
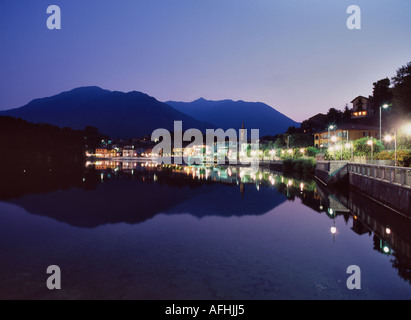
[[1, 0, 410, 122]]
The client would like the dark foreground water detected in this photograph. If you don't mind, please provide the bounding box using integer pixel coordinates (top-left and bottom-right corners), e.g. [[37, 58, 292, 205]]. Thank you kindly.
[[1, 160, 411, 300]]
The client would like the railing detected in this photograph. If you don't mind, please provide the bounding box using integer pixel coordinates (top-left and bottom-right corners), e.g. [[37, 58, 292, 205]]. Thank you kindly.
[[348, 163, 411, 189]]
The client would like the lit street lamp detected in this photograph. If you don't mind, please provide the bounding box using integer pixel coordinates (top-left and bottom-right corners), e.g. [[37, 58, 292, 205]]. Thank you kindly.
[[269, 150, 275, 159], [404, 123, 411, 136], [345, 142, 353, 162], [329, 146, 335, 160], [384, 130, 397, 166], [367, 139, 374, 162], [328, 125, 335, 147], [335, 144, 342, 160], [380, 104, 389, 140], [331, 135, 338, 158]]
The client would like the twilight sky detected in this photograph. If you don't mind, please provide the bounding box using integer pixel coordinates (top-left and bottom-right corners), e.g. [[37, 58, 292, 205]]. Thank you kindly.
[[0, 0, 410, 122]]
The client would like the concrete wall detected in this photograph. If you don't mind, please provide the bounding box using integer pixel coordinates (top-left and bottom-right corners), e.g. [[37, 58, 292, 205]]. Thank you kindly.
[[315, 161, 349, 186], [349, 172, 411, 217]]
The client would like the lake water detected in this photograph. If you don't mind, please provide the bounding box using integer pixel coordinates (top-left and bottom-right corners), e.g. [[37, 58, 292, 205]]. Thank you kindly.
[[1, 160, 411, 300]]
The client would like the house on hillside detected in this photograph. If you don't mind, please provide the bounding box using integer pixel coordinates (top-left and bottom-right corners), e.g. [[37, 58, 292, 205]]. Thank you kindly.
[[351, 96, 373, 119]]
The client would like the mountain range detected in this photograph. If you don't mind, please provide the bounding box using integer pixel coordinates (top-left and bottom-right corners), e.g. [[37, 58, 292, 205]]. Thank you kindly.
[[0, 86, 299, 138], [167, 98, 299, 137]]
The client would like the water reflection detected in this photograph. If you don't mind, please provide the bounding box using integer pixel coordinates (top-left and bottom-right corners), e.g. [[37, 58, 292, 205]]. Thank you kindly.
[[322, 185, 411, 284], [1, 159, 411, 295]]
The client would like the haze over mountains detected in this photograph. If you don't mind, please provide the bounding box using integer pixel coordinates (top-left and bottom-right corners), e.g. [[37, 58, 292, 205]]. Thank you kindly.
[[0, 86, 299, 138]]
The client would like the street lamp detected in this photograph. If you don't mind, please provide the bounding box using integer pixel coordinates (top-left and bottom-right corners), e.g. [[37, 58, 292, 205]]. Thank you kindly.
[[345, 142, 353, 162], [367, 139, 374, 162], [335, 144, 343, 160], [328, 125, 335, 147], [269, 150, 275, 159], [329, 146, 335, 160], [343, 130, 349, 142], [384, 130, 397, 166], [403, 123, 411, 135], [331, 135, 338, 154], [380, 104, 389, 140]]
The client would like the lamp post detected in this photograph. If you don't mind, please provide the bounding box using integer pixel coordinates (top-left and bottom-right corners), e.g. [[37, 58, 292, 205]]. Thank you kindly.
[[328, 125, 335, 147], [367, 139, 374, 162], [343, 130, 349, 142], [331, 135, 337, 151], [384, 130, 397, 167], [345, 142, 353, 162], [287, 135, 291, 149], [380, 104, 389, 140], [404, 124, 411, 136]]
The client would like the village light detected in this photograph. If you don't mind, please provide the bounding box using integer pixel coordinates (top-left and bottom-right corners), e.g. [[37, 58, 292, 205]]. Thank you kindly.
[[331, 136, 337, 143], [384, 130, 397, 166], [367, 139, 374, 162], [384, 135, 392, 142], [328, 125, 336, 147], [403, 123, 411, 135], [300, 148, 305, 154], [380, 104, 389, 140], [330, 227, 337, 234]]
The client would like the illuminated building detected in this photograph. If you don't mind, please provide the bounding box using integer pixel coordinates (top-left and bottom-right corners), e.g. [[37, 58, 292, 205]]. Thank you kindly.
[[314, 124, 379, 148], [351, 96, 372, 119]]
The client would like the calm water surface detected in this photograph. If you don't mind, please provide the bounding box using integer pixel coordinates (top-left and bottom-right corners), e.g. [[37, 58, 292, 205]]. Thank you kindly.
[[1, 161, 411, 299]]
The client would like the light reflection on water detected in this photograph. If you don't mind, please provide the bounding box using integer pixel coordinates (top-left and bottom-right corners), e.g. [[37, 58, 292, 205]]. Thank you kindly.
[[1, 160, 411, 299]]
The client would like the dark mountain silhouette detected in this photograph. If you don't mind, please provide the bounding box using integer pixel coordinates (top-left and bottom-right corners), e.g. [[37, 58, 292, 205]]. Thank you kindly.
[[0, 87, 213, 138], [166, 98, 300, 136]]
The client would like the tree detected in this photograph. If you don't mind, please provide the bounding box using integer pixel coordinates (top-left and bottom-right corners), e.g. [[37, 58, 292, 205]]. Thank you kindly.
[[325, 107, 343, 125], [306, 147, 319, 158], [343, 104, 351, 122], [392, 61, 411, 120], [285, 126, 300, 134], [369, 78, 393, 113], [289, 134, 313, 148], [274, 137, 286, 149], [353, 137, 384, 157]]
